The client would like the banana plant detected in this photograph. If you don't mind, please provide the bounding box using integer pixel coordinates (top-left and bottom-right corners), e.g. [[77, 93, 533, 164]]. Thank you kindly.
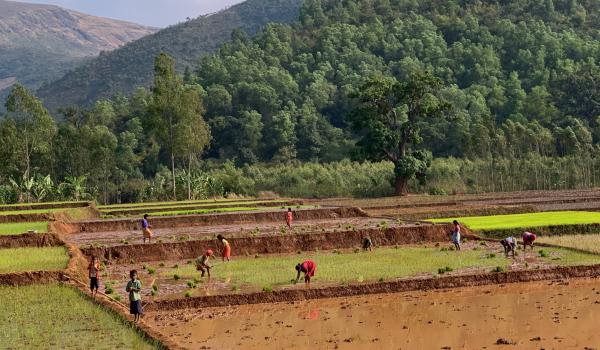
[[32, 174, 54, 202], [9, 174, 35, 203]]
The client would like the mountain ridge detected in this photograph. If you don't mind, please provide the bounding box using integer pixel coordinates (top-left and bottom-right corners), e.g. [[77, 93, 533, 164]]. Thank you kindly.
[[0, 0, 155, 94], [36, 0, 304, 110]]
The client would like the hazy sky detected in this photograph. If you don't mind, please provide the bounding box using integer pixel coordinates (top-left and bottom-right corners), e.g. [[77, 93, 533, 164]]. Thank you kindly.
[[15, 0, 246, 27]]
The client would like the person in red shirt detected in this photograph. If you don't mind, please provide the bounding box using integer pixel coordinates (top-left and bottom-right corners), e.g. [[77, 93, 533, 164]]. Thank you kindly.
[[286, 208, 293, 229], [294, 260, 316, 285], [522, 231, 537, 249], [88, 256, 100, 298]]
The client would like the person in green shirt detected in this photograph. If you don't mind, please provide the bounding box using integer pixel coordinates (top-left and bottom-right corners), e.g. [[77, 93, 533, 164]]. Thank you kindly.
[[126, 270, 142, 322]]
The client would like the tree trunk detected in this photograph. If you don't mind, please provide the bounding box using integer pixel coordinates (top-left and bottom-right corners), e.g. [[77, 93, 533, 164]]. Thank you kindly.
[[187, 153, 192, 201], [394, 176, 408, 196], [171, 151, 176, 200]]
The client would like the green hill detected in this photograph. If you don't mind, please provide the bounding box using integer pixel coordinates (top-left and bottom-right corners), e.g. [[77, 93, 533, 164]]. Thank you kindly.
[[37, 0, 304, 110]]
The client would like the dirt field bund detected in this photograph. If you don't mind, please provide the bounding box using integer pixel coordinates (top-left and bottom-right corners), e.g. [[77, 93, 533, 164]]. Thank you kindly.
[[0, 232, 63, 248], [82, 223, 455, 263], [69, 217, 393, 248], [70, 207, 367, 234], [101, 200, 304, 216], [0, 201, 91, 212], [147, 278, 600, 349]]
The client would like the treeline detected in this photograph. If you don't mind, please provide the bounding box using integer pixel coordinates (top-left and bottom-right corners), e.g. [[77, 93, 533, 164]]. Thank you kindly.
[[1, 0, 600, 203]]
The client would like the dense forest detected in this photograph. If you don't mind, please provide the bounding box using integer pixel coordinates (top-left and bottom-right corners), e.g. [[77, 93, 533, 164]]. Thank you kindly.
[[1, 0, 600, 203]]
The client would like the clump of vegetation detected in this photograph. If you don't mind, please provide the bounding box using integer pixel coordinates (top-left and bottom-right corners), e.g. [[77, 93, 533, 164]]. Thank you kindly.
[[173, 274, 181, 280], [487, 253, 496, 259], [492, 266, 505, 273], [437, 266, 453, 274], [184, 291, 193, 298], [158, 262, 165, 267], [147, 267, 156, 275], [538, 250, 548, 258], [262, 286, 273, 293], [231, 285, 239, 292], [186, 280, 196, 288]]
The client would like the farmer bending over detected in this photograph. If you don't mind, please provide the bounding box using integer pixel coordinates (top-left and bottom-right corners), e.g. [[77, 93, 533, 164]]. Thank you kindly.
[[295, 260, 316, 285], [451, 220, 461, 251], [501, 236, 517, 258], [196, 249, 214, 278], [522, 231, 537, 250], [362, 236, 373, 251]]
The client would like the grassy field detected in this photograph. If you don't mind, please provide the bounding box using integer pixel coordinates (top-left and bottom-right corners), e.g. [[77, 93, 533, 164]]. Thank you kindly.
[[539, 234, 600, 254], [428, 211, 600, 230], [0, 222, 48, 235], [0, 284, 158, 349], [0, 208, 64, 215], [0, 247, 69, 274], [163, 247, 510, 288]]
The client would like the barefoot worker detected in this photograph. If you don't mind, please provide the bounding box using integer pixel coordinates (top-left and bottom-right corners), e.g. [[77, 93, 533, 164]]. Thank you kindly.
[[451, 220, 461, 251], [141, 214, 153, 244], [196, 249, 214, 278], [522, 231, 537, 250], [88, 256, 100, 298], [217, 234, 231, 262], [295, 260, 316, 285], [126, 270, 143, 323], [501, 236, 517, 258], [362, 236, 373, 251], [286, 208, 294, 229]]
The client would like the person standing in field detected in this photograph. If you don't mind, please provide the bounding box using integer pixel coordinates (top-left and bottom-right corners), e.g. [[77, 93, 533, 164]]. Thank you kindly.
[[217, 234, 231, 262], [286, 208, 294, 229], [88, 256, 100, 298], [294, 260, 316, 285], [126, 270, 143, 323], [501, 236, 517, 258], [141, 214, 153, 244], [522, 231, 537, 249], [196, 249, 213, 278], [451, 220, 461, 251]]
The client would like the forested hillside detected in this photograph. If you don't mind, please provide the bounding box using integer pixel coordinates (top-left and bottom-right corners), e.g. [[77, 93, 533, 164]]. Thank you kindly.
[[1, 0, 600, 203], [0, 0, 154, 95], [37, 0, 303, 111]]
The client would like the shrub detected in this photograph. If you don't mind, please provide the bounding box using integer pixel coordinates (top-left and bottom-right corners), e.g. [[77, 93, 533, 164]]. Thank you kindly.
[[173, 274, 181, 280], [186, 280, 196, 288], [185, 291, 193, 298]]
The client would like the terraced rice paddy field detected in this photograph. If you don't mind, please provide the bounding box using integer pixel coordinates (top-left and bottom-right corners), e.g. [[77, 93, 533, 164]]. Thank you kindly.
[[5, 190, 600, 348]]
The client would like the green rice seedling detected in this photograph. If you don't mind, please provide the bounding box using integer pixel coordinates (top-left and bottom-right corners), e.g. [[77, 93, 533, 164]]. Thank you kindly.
[[262, 286, 273, 293], [185, 291, 193, 298], [147, 268, 156, 275], [0, 247, 69, 274], [173, 274, 181, 280], [492, 266, 505, 273]]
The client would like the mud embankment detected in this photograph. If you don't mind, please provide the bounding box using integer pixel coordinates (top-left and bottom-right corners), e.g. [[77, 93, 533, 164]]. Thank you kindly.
[[0, 201, 91, 212], [70, 207, 368, 234], [0, 233, 64, 248], [0, 213, 53, 224], [102, 200, 304, 217], [146, 263, 600, 311], [82, 224, 456, 263]]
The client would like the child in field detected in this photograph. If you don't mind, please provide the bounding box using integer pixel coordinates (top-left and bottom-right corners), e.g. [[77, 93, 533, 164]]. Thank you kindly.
[[286, 208, 294, 229], [362, 236, 373, 251], [294, 260, 316, 285], [141, 214, 153, 244], [501, 236, 517, 258], [88, 256, 100, 298], [196, 249, 213, 278], [522, 231, 537, 249], [451, 220, 461, 251], [126, 270, 143, 323], [217, 234, 231, 262]]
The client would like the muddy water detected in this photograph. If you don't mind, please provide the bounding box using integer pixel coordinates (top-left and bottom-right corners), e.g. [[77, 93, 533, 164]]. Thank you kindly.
[[149, 279, 600, 349]]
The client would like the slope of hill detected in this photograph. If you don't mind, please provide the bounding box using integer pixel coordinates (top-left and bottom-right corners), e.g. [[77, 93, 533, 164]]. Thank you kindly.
[[37, 0, 303, 110], [0, 0, 155, 95]]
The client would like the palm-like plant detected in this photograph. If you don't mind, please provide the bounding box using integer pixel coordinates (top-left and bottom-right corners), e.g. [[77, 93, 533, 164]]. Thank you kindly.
[[9, 174, 35, 203], [62, 175, 89, 201], [32, 174, 54, 202]]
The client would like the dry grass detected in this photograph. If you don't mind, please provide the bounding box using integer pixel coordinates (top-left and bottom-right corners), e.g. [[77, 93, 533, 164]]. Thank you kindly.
[[538, 234, 600, 254]]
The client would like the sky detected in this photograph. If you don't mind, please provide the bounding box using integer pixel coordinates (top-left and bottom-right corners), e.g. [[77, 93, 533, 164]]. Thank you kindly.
[[15, 0, 246, 27]]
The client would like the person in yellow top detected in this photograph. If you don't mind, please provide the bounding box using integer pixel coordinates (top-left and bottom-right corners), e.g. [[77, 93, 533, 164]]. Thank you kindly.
[[217, 234, 231, 262]]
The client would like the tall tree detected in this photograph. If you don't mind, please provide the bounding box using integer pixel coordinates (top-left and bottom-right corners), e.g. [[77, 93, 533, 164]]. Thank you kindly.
[[351, 71, 450, 195], [149, 53, 185, 199], [174, 85, 211, 200], [5, 84, 56, 182]]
